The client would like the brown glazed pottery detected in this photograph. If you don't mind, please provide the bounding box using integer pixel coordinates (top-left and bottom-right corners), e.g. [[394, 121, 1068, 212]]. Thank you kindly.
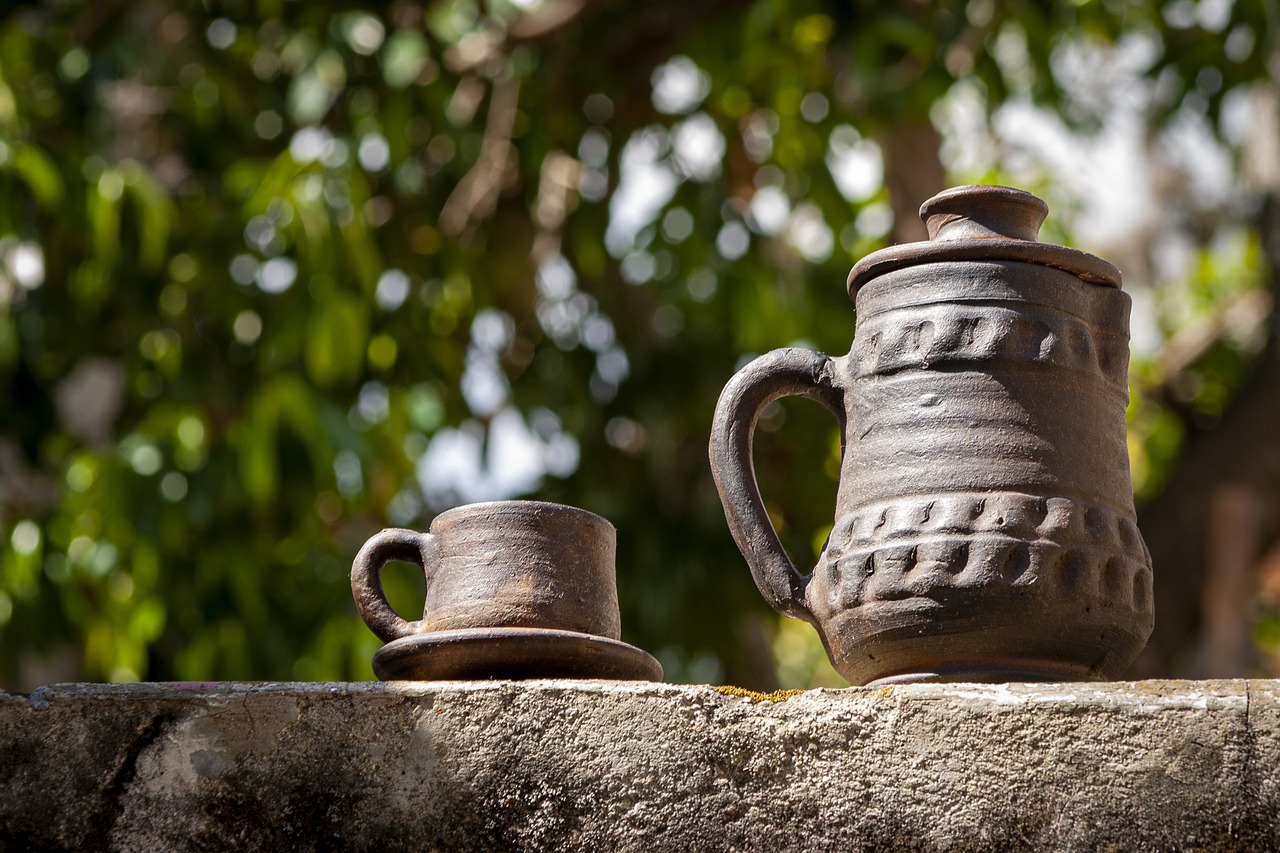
[[351, 500, 663, 681], [710, 185, 1154, 686]]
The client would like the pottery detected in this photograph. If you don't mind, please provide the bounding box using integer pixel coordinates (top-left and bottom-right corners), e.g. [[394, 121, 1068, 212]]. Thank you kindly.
[[351, 500, 662, 681], [710, 185, 1154, 686]]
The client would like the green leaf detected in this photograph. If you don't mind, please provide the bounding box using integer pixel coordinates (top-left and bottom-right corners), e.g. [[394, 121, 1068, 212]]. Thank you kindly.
[[122, 161, 174, 272], [89, 168, 123, 269], [382, 30, 429, 88], [305, 292, 369, 387], [10, 144, 63, 208]]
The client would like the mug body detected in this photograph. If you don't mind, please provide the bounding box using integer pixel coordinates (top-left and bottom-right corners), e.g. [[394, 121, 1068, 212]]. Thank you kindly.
[[806, 260, 1153, 684], [421, 500, 622, 639]]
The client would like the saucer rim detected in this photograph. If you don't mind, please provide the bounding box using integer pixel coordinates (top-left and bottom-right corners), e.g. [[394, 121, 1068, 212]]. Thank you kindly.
[[371, 626, 664, 682]]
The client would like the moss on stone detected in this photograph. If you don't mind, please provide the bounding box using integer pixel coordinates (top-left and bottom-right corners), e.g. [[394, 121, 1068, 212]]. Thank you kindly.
[[712, 686, 805, 703]]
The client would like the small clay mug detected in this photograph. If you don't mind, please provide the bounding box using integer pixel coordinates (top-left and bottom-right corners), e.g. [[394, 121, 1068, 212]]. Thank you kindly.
[[351, 500, 622, 643]]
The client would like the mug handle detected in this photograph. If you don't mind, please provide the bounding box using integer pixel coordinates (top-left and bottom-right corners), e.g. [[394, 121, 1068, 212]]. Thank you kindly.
[[351, 528, 438, 642], [709, 348, 847, 621]]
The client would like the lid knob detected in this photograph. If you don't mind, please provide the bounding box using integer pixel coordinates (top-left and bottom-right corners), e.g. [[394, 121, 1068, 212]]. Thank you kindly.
[[920, 185, 1048, 243], [847, 183, 1120, 297]]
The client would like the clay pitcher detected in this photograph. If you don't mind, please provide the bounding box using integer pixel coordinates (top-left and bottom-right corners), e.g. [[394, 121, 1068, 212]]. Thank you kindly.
[[710, 185, 1153, 686]]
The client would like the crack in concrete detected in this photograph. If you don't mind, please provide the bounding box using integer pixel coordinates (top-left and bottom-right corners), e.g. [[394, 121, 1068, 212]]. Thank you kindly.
[[88, 711, 174, 850], [1243, 681, 1253, 783]]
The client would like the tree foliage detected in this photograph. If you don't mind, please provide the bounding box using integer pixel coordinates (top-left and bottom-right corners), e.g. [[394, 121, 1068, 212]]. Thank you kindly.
[[1, 0, 1277, 687]]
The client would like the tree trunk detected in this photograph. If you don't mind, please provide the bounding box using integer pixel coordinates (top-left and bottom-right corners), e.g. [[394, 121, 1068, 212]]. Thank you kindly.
[[878, 121, 947, 245], [1131, 195, 1280, 677]]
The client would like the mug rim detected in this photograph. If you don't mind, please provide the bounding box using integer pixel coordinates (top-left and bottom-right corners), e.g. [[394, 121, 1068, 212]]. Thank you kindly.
[[431, 499, 614, 531]]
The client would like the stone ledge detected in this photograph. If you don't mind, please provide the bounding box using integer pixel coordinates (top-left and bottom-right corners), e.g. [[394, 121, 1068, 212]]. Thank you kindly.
[[1, 680, 1277, 851]]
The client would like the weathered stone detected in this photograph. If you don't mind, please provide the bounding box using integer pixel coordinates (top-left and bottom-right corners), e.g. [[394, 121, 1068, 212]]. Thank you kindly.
[[1, 680, 1277, 851]]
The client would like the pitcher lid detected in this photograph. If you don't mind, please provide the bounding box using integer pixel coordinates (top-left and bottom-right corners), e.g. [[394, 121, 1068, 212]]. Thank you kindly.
[[846, 185, 1121, 299]]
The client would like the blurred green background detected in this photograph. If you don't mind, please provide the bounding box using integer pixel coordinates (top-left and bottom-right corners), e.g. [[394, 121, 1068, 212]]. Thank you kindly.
[[3, 0, 1280, 689]]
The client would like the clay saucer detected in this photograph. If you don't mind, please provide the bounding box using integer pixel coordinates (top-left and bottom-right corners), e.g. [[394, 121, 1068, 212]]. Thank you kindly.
[[372, 627, 664, 682]]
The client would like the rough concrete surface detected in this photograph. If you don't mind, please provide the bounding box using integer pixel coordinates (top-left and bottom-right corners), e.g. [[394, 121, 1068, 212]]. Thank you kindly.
[[1, 680, 1277, 851]]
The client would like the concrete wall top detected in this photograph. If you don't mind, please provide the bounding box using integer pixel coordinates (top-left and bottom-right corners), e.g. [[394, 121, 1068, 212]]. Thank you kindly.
[[2, 679, 1278, 851]]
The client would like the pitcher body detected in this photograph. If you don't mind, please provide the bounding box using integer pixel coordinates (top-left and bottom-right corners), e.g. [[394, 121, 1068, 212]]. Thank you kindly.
[[710, 186, 1154, 685]]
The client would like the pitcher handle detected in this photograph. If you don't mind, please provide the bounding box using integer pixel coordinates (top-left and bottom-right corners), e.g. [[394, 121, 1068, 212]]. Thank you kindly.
[[709, 348, 847, 621], [351, 528, 438, 642]]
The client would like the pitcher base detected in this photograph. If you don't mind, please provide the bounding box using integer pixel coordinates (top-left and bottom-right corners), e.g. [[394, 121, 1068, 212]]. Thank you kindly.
[[865, 662, 1100, 687]]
